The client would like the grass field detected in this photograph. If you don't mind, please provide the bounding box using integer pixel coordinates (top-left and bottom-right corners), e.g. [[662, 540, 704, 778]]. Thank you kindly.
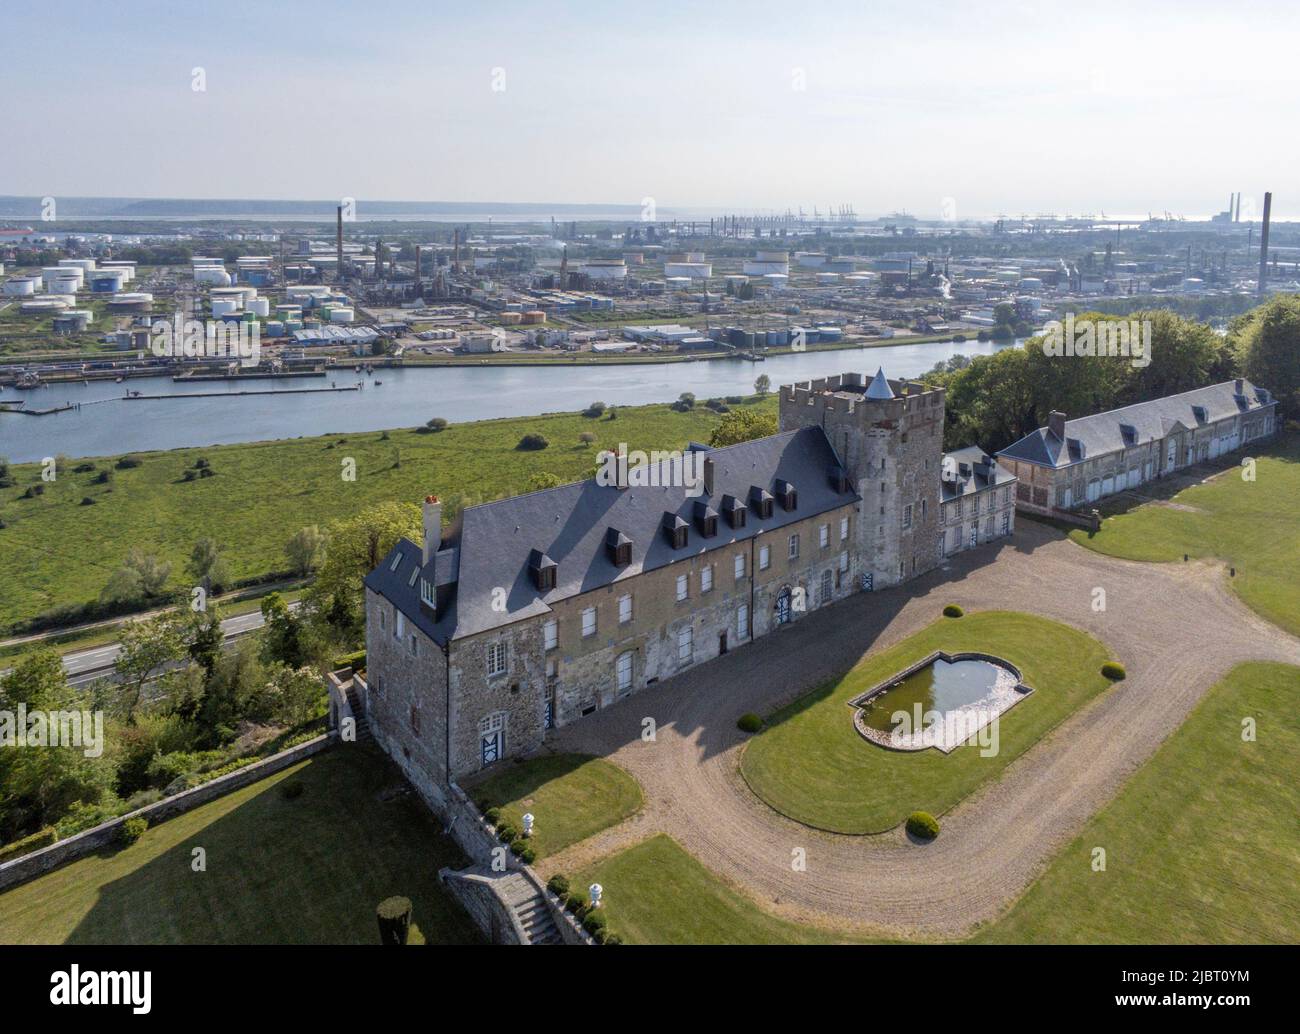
[[1070, 435, 1300, 637], [740, 610, 1114, 833], [977, 662, 1300, 943], [0, 398, 761, 631], [574, 834, 849, 944], [0, 744, 480, 944], [468, 753, 643, 859]]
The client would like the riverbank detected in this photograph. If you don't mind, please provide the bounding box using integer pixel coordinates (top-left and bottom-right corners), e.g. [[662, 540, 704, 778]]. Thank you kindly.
[[0, 396, 752, 634]]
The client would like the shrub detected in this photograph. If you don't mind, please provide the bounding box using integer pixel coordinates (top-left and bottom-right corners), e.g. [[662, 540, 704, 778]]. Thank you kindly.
[[118, 817, 149, 846], [906, 811, 940, 840], [22, 484, 44, 498], [737, 713, 764, 734], [426, 417, 448, 432], [94, 469, 113, 484], [582, 401, 606, 418], [483, 806, 502, 825], [604, 934, 624, 945], [1101, 661, 1127, 681], [115, 455, 143, 470], [582, 910, 608, 936], [0, 827, 58, 864], [73, 462, 96, 473], [516, 843, 537, 864], [80, 496, 95, 506], [517, 433, 549, 451], [565, 892, 587, 915], [547, 874, 570, 898], [376, 896, 413, 945], [279, 781, 305, 800], [199, 467, 215, 478], [943, 604, 964, 618], [194, 457, 210, 469], [496, 823, 519, 844], [578, 431, 596, 444]]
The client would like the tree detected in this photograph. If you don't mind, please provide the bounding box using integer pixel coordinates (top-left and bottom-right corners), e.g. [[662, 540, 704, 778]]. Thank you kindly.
[[0, 650, 108, 841], [1127, 309, 1222, 402], [182, 603, 224, 675], [101, 549, 172, 605], [1237, 294, 1300, 415], [526, 472, 564, 492], [260, 592, 304, 668], [285, 525, 325, 577], [113, 614, 186, 724], [308, 502, 421, 634], [709, 409, 778, 448], [754, 374, 771, 395], [186, 537, 231, 594], [265, 665, 323, 728]]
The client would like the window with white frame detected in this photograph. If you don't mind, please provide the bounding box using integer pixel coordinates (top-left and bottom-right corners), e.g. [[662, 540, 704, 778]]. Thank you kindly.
[[820, 569, 833, 605], [819, 523, 829, 548], [1000, 510, 1010, 535], [618, 593, 632, 624], [543, 618, 557, 651], [733, 554, 745, 580], [395, 609, 404, 641], [736, 604, 749, 639], [840, 515, 849, 541], [419, 577, 434, 608], [676, 573, 689, 601], [759, 544, 771, 570], [486, 642, 507, 677], [581, 606, 597, 637], [677, 625, 693, 664], [616, 651, 633, 693], [788, 533, 799, 559], [838, 550, 849, 573], [700, 565, 713, 593]]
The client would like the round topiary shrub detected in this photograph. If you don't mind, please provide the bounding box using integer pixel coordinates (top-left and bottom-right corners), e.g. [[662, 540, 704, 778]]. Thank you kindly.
[[906, 811, 940, 840], [737, 713, 764, 734], [582, 910, 608, 937], [517, 433, 549, 451], [118, 816, 148, 846], [943, 604, 964, 618], [497, 823, 518, 844], [483, 806, 501, 825], [547, 874, 570, 898], [516, 844, 537, 865], [604, 933, 623, 945], [1101, 661, 1126, 681], [565, 892, 587, 916], [279, 781, 304, 800], [376, 896, 413, 945]]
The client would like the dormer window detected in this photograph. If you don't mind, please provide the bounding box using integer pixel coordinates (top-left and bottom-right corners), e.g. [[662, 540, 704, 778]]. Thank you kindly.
[[721, 494, 747, 529], [775, 479, 797, 511], [605, 527, 632, 567], [1191, 405, 1208, 424], [419, 577, 435, 608], [828, 467, 851, 493], [662, 513, 689, 549], [1119, 423, 1137, 445], [749, 486, 774, 520], [528, 549, 557, 592], [1067, 437, 1085, 460], [693, 500, 718, 537]]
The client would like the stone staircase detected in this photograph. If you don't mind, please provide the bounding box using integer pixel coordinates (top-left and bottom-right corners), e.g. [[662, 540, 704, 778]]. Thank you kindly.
[[499, 873, 563, 945], [343, 684, 370, 739]]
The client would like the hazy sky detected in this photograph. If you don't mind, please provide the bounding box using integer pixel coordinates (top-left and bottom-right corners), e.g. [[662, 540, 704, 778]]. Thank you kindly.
[[4, 0, 1298, 218]]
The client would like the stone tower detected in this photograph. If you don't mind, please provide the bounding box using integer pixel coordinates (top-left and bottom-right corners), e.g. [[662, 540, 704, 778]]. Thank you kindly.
[[779, 368, 945, 588]]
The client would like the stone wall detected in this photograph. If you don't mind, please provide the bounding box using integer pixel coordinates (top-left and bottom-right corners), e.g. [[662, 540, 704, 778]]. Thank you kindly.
[[0, 734, 334, 894]]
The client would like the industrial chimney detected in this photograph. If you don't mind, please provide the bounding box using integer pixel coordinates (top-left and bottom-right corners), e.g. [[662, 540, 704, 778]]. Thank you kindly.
[[1258, 191, 1272, 297], [336, 205, 344, 284]]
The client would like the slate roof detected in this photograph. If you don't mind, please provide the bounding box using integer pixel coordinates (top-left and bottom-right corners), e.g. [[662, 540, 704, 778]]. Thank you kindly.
[[365, 426, 858, 646], [997, 380, 1275, 470], [940, 446, 1016, 501]]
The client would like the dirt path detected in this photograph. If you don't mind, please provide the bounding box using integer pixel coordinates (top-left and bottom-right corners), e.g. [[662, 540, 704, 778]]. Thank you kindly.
[[542, 520, 1300, 938]]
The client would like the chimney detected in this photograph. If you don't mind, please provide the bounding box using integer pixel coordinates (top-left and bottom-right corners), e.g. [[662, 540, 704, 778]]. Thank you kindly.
[[336, 205, 344, 283], [1258, 191, 1272, 297], [422, 494, 442, 564], [702, 456, 715, 496], [1048, 411, 1067, 441], [1235, 378, 1244, 394]]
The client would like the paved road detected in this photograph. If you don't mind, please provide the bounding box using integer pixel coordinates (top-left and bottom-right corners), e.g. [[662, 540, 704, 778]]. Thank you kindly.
[[539, 519, 1300, 939], [2, 607, 279, 688]]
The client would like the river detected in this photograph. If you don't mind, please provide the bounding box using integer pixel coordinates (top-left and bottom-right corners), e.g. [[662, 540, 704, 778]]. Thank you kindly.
[[0, 338, 1015, 462]]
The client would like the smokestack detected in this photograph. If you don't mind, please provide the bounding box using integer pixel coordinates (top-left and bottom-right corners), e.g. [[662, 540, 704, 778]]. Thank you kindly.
[[1233, 192, 1240, 223], [453, 228, 461, 274], [422, 494, 442, 565], [336, 205, 344, 283], [1258, 191, 1272, 297], [414, 244, 421, 284]]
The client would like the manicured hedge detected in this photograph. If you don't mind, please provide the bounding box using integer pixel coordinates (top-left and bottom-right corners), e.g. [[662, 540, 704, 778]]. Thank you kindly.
[[0, 826, 57, 863], [1101, 661, 1127, 681], [943, 604, 964, 618], [737, 713, 764, 734]]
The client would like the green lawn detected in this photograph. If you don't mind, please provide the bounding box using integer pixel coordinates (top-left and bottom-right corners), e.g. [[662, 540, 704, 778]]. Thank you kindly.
[[740, 610, 1114, 833], [0, 398, 769, 632], [469, 753, 643, 859], [1069, 435, 1300, 637], [574, 834, 849, 944], [978, 661, 1300, 944], [0, 744, 481, 944]]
